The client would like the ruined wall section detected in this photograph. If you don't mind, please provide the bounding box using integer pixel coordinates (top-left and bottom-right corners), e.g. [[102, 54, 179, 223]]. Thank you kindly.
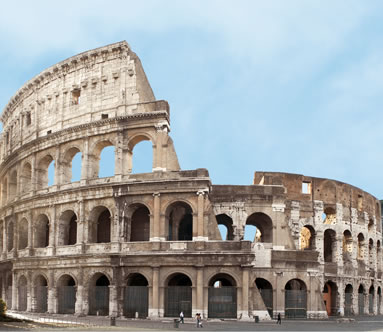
[[0, 41, 157, 162]]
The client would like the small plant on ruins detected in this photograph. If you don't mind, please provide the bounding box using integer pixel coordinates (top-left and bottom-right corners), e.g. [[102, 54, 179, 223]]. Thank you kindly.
[[0, 298, 6, 318]]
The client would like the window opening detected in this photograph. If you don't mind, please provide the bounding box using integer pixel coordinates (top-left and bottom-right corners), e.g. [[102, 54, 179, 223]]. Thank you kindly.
[[72, 89, 80, 105], [47, 160, 55, 186], [131, 140, 153, 174], [71, 152, 82, 182], [302, 182, 311, 194], [98, 146, 115, 178]]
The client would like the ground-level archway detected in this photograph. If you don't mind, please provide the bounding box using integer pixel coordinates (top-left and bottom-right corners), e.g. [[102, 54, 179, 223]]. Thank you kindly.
[[322, 281, 338, 316], [285, 279, 307, 318], [57, 275, 76, 314], [88, 274, 110, 316], [255, 278, 273, 317], [123, 273, 148, 318], [34, 275, 48, 313], [358, 285, 365, 315], [208, 274, 237, 319], [164, 273, 192, 317], [345, 284, 353, 316], [369, 286, 374, 314]]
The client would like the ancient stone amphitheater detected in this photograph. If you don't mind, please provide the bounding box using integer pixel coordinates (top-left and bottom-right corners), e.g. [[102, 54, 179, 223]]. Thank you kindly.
[[0, 41, 381, 320]]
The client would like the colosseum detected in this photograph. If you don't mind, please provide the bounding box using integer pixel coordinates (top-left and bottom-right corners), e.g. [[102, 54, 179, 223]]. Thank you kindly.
[[0, 41, 381, 321]]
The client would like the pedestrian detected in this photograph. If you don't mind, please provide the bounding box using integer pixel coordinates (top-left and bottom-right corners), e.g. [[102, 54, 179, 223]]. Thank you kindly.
[[277, 312, 281, 324], [179, 311, 184, 324], [196, 313, 202, 328]]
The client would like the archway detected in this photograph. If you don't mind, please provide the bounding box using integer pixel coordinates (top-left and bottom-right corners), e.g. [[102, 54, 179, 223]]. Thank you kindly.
[[130, 205, 150, 242], [57, 274, 76, 314], [378, 287, 381, 314], [18, 218, 28, 250], [245, 212, 273, 243], [369, 239, 374, 266], [369, 286, 374, 314], [123, 273, 148, 318], [322, 281, 338, 316], [6, 275, 12, 309], [357, 233, 365, 260], [34, 215, 49, 248], [322, 207, 336, 224], [57, 210, 77, 246], [89, 207, 111, 243], [255, 278, 273, 317], [343, 230, 353, 262], [9, 170, 17, 201], [285, 279, 307, 318], [299, 226, 315, 250], [88, 274, 110, 316], [216, 214, 234, 240], [20, 162, 32, 194], [62, 147, 82, 183], [164, 273, 192, 318], [34, 275, 48, 313], [18, 275, 27, 311], [131, 140, 153, 174], [208, 273, 237, 318], [358, 284, 365, 315], [324, 229, 336, 262], [166, 202, 193, 241], [344, 284, 353, 316], [36, 155, 54, 189], [7, 220, 14, 251]]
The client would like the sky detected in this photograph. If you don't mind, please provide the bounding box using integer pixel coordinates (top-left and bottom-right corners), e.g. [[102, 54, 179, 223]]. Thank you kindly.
[[1, 0, 383, 199]]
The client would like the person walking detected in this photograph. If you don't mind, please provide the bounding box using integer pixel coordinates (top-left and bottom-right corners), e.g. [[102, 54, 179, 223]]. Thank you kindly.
[[196, 313, 202, 328], [277, 313, 282, 324], [179, 311, 184, 324]]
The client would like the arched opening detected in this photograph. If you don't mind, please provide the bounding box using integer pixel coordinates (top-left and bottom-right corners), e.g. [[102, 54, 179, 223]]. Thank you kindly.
[[322, 207, 336, 225], [18, 275, 27, 311], [322, 281, 338, 316], [34, 275, 48, 313], [130, 205, 150, 242], [299, 226, 315, 250], [131, 140, 153, 174], [208, 273, 237, 318], [343, 230, 353, 262], [6, 275, 12, 309], [18, 218, 28, 250], [368, 218, 374, 232], [166, 202, 193, 241], [345, 284, 353, 316], [165, 273, 192, 318], [7, 220, 14, 251], [37, 155, 54, 189], [98, 144, 115, 178], [124, 273, 148, 318], [62, 147, 82, 183], [58, 210, 78, 246], [369, 239, 374, 267], [255, 278, 273, 317], [324, 229, 336, 263], [358, 233, 365, 261], [9, 170, 17, 201], [20, 162, 32, 194], [216, 214, 234, 240], [245, 212, 273, 243], [358, 284, 365, 315], [369, 285, 374, 314], [2, 178, 7, 205], [89, 274, 110, 316], [285, 279, 307, 318], [89, 207, 111, 243], [377, 241, 382, 272], [378, 287, 382, 314], [57, 274, 76, 314], [34, 215, 49, 248]]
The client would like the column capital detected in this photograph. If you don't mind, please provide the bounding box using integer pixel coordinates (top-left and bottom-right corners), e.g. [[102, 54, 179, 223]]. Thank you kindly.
[[153, 192, 161, 197], [197, 188, 209, 196]]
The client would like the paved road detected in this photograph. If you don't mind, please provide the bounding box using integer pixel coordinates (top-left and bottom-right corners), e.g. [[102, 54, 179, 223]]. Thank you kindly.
[[2, 314, 383, 331]]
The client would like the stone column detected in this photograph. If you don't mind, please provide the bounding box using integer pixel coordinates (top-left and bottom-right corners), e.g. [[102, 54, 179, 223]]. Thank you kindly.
[[151, 193, 160, 241], [336, 235, 343, 267], [47, 287, 57, 313], [364, 290, 369, 315], [27, 211, 33, 256], [338, 279, 344, 316], [48, 205, 56, 255], [240, 268, 251, 320], [195, 267, 203, 317], [80, 138, 89, 184], [109, 285, 118, 317], [75, 269, 84, 316], [159, 213, 166, 241], [54, 148, 61, 189], [31, 153, 37, 193], [149, 267, 159, 318], [195, 190, 207, 241], [114, 130, 124, 180], [2, 220, 7, 259], [11, 272, 17, 310], [26, 271, 32, 312], [30, 284, 37, 312]]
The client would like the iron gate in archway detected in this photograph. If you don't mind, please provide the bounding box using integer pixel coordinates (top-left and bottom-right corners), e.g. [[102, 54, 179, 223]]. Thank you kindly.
[[58, 286, 76, 314], [285, 290, 307, 318], [123, 286, 148, 318], [345, 292, 352, 316], [35, 286, 48, 312], [208, 286, 237, 318], [164, 286, 192, 317]]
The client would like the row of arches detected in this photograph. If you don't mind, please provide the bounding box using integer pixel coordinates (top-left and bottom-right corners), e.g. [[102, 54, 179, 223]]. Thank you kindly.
[[216, 212, 273, 242], [1, 139, 153, 204], [2, 201, 197, 251], [11, 272, 308, 319], [323, 281, 382, 316], [299, 226, 381, 266]]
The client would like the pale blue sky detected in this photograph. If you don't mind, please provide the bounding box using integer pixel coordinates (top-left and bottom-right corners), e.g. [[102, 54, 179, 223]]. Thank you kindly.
[[1, 0, 383, 199]]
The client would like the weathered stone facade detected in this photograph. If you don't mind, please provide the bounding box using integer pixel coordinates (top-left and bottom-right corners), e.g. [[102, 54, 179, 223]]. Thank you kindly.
[[0, 41, 381, 320]]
